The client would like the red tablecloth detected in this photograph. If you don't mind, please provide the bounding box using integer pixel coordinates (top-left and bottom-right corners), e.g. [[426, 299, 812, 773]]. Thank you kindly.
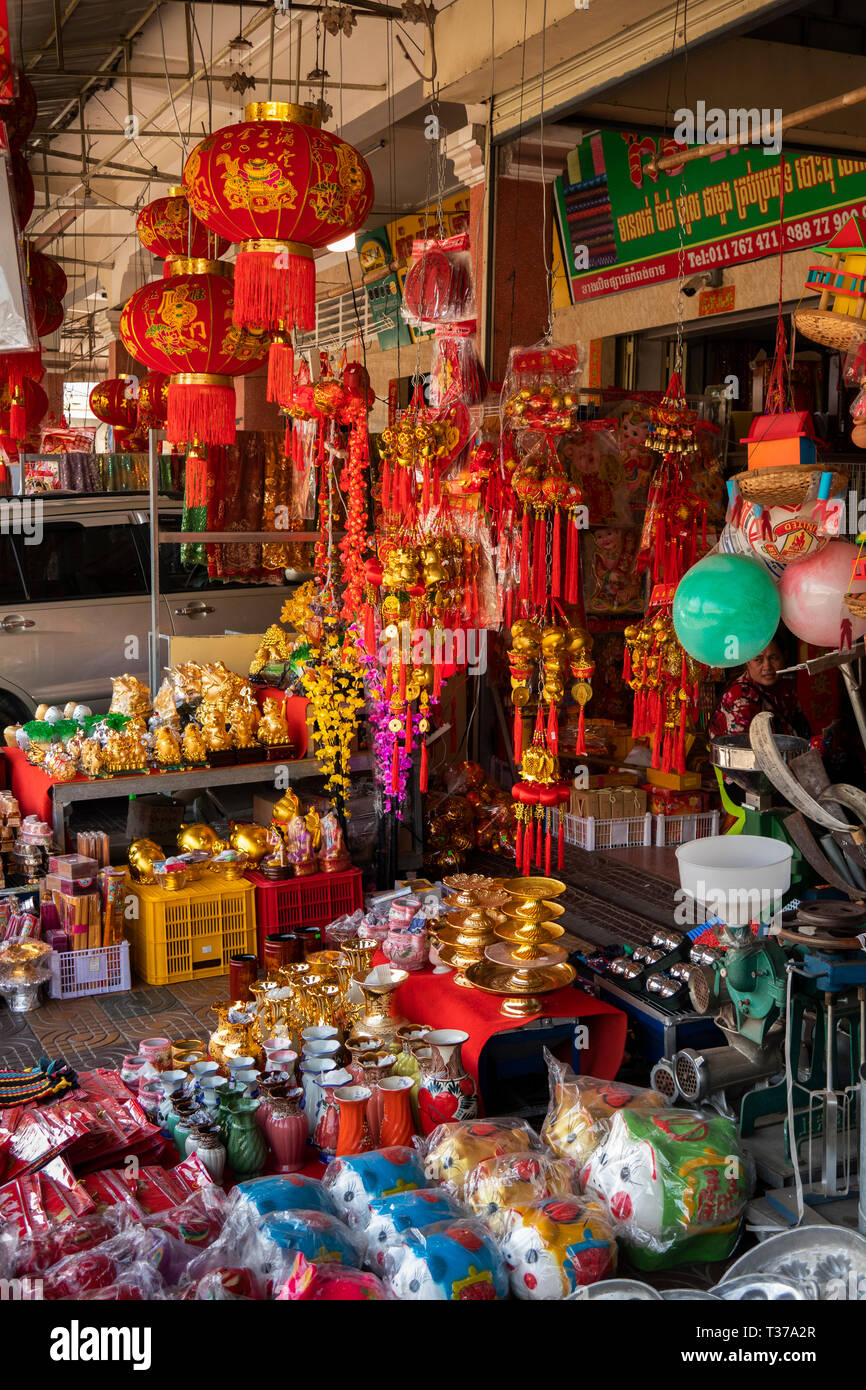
[[4, 746, 66, 822], [391, 964, 626, 1082]]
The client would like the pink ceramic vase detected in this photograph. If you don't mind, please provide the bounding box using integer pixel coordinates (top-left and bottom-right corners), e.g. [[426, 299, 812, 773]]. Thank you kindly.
[[264, 1086, 307, 1172]]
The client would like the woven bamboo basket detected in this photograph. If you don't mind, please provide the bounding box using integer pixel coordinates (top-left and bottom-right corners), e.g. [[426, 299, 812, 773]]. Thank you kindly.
[[734, 466, 848, 509], [844, 592, 866, 619], [794, 307, 866, 353]]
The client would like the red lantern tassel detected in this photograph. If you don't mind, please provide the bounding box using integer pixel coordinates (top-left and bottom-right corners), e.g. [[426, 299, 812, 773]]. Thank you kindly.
[[419, 737, 428, 793], [523, 821, 532, 875], [433, 648, 442, 700], [9, 392, 25, 440], [433, 466, 442, 507], [505, 587, 514, 631], [546, 701, 558, 754], [557, 812, 565, 871], [398, 658, 406, 704], [551, 508, 562, 599], [676, 697, 687, 775], [384, 663, 393, 700], [535, 811, 543, 867], [564, 513, 579, 605], [519, 508, 531, 603], [422, 460, 431, 514], [266, 339, 294, 408], [363, 601, 376, 655], [576, 703, 586, 756], [404, 702, 413, 754], [653, 692, 665, 769], [532, 511, 547, 608], [544, 818, 552, 877], [167, 378, 236, 447], [234, 245, 315, 333], [513, 705, 523, 762], [185, 445, 208, 511], [381, 457, 391, 513], [391, 739, 400, 796], [515, 815, 523, 868], [622, 642, 631, 682]]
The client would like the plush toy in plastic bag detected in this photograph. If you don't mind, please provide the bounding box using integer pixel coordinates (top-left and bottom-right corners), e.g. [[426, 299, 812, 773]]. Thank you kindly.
[[323, 1147, 426, 1228], [500, 1195, 617, 1299], [275, 1251, 391, 1300], [541, 1052, 666, 1171], [363, 1188, 466, 1269], [464, 1150, 576, 1237], [581, 1109, 749, 1270], [423, 1117, 541, 1197], [233, 1174, 336, 1219], [384, 1218, 509, 1301], [260, 1209, 364, 1270]]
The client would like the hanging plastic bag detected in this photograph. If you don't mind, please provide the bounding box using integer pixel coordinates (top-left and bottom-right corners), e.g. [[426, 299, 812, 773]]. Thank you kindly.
[[402, 233, 474, 326]]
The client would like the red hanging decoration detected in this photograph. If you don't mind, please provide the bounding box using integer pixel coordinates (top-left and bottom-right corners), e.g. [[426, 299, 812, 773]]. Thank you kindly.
[[266, 335, 295, 409], [551, 507, 562, 598], [419, 738, 429, 794]]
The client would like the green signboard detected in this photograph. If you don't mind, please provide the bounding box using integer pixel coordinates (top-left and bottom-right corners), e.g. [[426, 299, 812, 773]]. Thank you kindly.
[[554, 128, 866, 302]]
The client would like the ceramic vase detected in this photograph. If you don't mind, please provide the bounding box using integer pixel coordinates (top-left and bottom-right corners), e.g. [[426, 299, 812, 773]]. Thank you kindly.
[[417, 1029, 477, 1135], [335, 1084, 374, 1156], [313, 1068, 352, 1162], [226, 1099, 267, 1177], [300, 1056, 337, 1137], [359, 1051, 397, 1146], [191, 1130, 226, 1184], [264, 1087, 307, 1173], [379, 1074, 416, 1147]]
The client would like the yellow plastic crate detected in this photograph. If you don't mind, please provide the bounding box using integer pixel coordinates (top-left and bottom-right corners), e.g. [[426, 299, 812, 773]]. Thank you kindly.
[[125, 874, 257, 985]]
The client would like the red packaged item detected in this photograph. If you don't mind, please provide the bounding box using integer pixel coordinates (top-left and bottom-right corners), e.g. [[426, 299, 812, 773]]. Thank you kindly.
[[275, 1252, 390, 1300], [145, 1187, 227, 1248], [0, 1104, 77, 1184], [179, 1266, 264, 1301], [42, 1247, 121, 1299], [402, 234, 474, 326], [430, 320, 488, 408], [1, 1210, 130, 1279], [79, 1268, 164, 1300], [0, 1155, 94, 1238], [500, 343, 583, 435]]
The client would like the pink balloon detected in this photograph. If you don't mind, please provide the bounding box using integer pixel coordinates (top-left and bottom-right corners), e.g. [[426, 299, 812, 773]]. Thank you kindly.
[[779, 539, 866, 648]]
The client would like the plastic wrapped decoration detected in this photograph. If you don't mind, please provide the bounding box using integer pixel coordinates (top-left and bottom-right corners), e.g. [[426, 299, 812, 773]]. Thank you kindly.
[[323, 1147, 427, 1228], [637, 372, 706, 587], [541, 1053, 667, 1171], [463, 1150, 576, 1237], [500, 1195, 618, 1299], [259, 1209, 364, 1271], [362, 1188, 467, 1269], [233, 1174, 337, 1219], [430, 320, 488, 408], [500, 343, 582, 436], [402, 233, 474, 326], [581, 1109, 749, 1270], [422, 1117, 542, 1198], [383, 1218, 509, 1300], [276, 1251, 391, 1300]]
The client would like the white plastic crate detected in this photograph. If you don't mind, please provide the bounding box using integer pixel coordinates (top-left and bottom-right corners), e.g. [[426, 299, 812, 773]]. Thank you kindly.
[[49, 941, 131, 1000], [654, 810, 720, 847], [563, 812, 653, 851]]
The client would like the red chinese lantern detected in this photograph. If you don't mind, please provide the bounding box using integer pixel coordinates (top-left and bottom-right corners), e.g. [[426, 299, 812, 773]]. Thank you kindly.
[[89, 378, 138, 429], [11, 152, 34, 228], [136, 371, 169, 428], [136, 186, 228, 263], [183, 101, 373, 333], [26, 248, 67, 302], [30, 287, 64, 338], [119, 258, 269, 445], [0, 378, 48, 442], [113, 426, 149, 452], [3, 71, 37, 152]]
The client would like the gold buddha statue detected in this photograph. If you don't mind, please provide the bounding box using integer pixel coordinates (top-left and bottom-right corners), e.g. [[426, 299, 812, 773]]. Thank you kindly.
[[257, 696, 291, 747], [154, 726, 181, 767], [199, 705, 232, 753]]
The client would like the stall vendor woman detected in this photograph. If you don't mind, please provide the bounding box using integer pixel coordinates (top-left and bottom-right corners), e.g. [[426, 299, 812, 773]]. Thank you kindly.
[[708, 634, 811, 742]]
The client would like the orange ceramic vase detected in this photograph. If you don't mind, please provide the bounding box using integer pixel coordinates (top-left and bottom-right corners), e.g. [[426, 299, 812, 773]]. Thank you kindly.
[[335, 1084, 374, 1156], [378, 1075, 415, 1147]]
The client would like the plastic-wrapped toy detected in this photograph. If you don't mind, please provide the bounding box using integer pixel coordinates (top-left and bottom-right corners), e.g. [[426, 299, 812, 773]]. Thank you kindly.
[[541, 1054, 666, 1171], [500, 344, 582, 435], [178, 1267, 264, 1301], [363, 1188, 466, 1269], [500, 1196, 617, 1299], [260, 1209, 364, 1270], [384, 1218, 509, 1301], [423, 1118, 541, 1197], [402, 234, 474, 326], [233, 1174, 336, 1219], [581, 1109, 749, 1270], [430, 321, 488, 408], [323, 1146, 426, 1228], [275, 1251, 391, 1300], [464, 1151, 576, 1237]]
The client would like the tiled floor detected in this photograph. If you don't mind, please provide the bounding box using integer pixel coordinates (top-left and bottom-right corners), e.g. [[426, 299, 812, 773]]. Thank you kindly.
[[0, 976, 229, 1075]]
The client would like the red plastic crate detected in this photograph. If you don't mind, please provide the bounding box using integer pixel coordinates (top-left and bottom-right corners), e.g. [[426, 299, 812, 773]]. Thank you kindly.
[[247, 867, 364, 961]]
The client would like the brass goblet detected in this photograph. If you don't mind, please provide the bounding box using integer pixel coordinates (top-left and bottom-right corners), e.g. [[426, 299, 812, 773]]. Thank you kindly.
[[341, 938, 379, 975]]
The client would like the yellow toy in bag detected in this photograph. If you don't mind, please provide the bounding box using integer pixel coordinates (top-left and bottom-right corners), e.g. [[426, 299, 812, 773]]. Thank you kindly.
[[464, 1151, 576, 1237], [541, 1049, 667, 1169]]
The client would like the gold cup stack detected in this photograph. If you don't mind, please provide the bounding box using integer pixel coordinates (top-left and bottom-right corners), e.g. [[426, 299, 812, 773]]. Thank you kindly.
[[435, 873, 512, 987], [465, 876, 575, 1017]]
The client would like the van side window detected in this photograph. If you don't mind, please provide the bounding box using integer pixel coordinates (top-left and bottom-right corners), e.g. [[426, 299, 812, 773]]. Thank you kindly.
[[17, 523, 148, 601], [0, 537, 25, 603]]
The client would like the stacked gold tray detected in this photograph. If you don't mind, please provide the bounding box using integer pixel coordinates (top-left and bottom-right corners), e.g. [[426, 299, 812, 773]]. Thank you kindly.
[[465, 876, 575, 1017], [436, 873, 512, 987]]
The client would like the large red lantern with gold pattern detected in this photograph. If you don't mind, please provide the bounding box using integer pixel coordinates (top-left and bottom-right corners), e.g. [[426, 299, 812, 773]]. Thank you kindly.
[[136, 186, 228, 264], [119, 259, 269, 445], [183, 101, 373, 333], [3, 70, 38, 152], [136, 371, 169, 428], [89, 378, 138, 430], [113, 426, 149, 452]]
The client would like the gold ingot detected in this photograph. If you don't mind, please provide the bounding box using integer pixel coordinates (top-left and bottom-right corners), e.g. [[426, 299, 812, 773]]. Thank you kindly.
[[540, 626, 567, 656], [177, 823, 223, 854]]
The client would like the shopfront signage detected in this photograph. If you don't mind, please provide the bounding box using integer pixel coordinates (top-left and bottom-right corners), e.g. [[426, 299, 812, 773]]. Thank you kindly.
[[698, 285, 736, 316], [555, 128, 866, 303]]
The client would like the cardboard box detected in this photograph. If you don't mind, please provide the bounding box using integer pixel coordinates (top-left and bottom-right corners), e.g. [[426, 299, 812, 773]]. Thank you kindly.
[[646, 767, 703, 791], [644, 786, 708, 816], [44, 873, 98, 897], [613, 786, 647, 818], [48, 854, 98, 881]]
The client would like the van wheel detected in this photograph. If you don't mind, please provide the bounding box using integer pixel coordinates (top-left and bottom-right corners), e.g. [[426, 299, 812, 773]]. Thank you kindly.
[[0, 694, 28, 733]]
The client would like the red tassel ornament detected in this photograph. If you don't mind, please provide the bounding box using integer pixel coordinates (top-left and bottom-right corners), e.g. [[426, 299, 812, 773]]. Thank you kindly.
[[419, 738, 428, 793], [266, 337, 295, 408], [167, 377, 236, 447], [234, 245, 315, 333], [391, 740, 400, 796], [532, 511, 547, 608], [519, 508, 531, 603], [557, 813, 565, 871], [551, 508, 562, 598]]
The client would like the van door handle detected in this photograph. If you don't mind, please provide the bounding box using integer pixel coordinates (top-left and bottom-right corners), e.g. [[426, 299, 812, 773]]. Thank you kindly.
[[0, 615, 36, 631], [174, 602, 215, 616]]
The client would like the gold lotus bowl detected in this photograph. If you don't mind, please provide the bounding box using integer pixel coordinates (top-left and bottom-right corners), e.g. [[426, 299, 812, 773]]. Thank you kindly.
[[503, 876, 566, 901], [495, 921, 565, 947], [498, 899, 566, 925]]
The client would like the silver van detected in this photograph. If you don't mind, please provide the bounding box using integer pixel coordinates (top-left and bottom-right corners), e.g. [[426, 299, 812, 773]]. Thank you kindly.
[[0, 494, 295, 724]]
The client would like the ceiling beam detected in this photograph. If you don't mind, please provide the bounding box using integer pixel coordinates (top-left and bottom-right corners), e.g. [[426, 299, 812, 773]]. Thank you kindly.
[[36, 147, 177, 180]]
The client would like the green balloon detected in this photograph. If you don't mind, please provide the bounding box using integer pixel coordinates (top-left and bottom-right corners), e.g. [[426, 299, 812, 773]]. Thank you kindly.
[[673, 553, 780, 667]]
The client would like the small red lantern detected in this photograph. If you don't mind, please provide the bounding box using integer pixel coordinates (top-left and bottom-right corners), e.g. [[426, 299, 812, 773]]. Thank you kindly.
[[3, 70, 37, 152], [136, 186, 228, 263], [136, 371, 169, 429], [0, 378, 48, 443], [89, 378, 138, 430], [26, 248, 67, 302], [119, 259, 269, 445], [113, 426, 149, 452], [30, 287, 64, 339], [183, 101, 373, 333]]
